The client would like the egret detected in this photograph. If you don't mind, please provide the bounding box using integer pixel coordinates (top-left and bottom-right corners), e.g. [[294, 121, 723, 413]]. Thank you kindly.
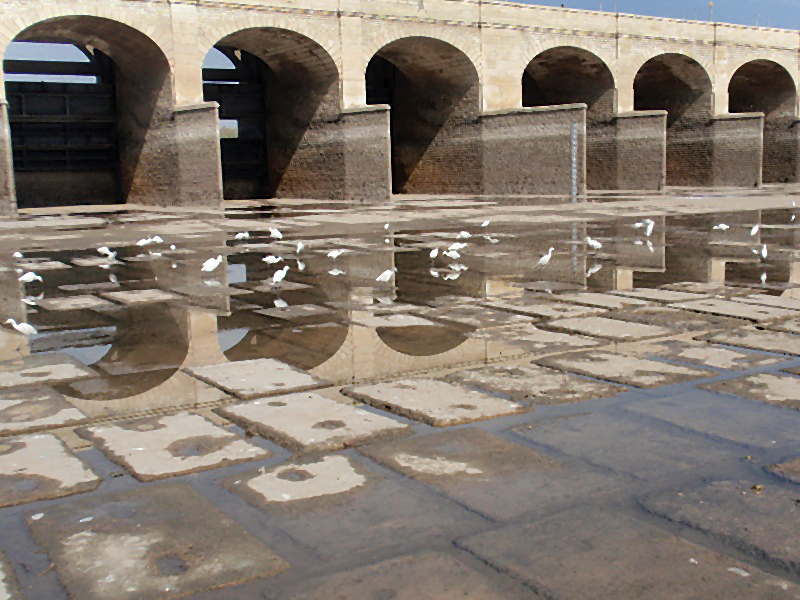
[[448, 242, 467, 251], [262, 255, 283, 265], [792, 215, 797, 222], [443, 250, 460, 260], [327, 249, 346, 260], [761, 244, 768, 260], [634, 240, 644, 246], [384, 223, 390, 230], [136, 238, 152, 246], [5, 319, 36, 336], [272, 265, 290, 284], [269, 228, 283, 239], [97, 247, 116, 260], [430, 248, 439, 259], [760, 272, 768, 285], [170, 245, 176, 251], [18, 272, 42, 283], [585, 236, 602, 250], [109, 274, 118, 284], [22, 293, 43, 307], [444, 272, 460, 281], [481, 220, 491, 227], [647, 240, 654, 253], [586, 263, 603, 277], [537, 248, 554, 267], [485, 236, 500, 244], [201, 255, 223, 272], [12, 252, 22, 259], [296, 260, 306, 271], [384, 238, 390, 244], [328, 268, 345, 276], [274, 299, 288, 308], [152, 236, 163, 244], [450, 264, 468, 272], [645, 220, 655, 237], [376, 269, 394, 282], [296, 242, 304, 254], [750, 224, 759, 236], [430, 269, 440, 278], [713, 224, 730, 231], [457, 231, 471, 239], [235, 232, 250, 240]]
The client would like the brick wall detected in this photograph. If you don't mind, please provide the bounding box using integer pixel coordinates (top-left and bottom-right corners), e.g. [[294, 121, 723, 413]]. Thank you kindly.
[[763, 116, 799, 184], [711, 113, 763, 187], [0, 102, 16, 217], [614, 111, 666, 190], [481, 104, 586, 196], [665, 92, 714, 187], [341, 105, 392, 203], [172, 103, 224, 208]]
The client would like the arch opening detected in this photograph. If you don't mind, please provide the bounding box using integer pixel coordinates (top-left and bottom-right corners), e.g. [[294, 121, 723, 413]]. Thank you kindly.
[[2, 17, 173, 209], [634, 53, 713, 186], [202, 28, 340, 201], [729, 60, 798, 183], [366, 37, 481, 195], [523, 47, 616, 190]]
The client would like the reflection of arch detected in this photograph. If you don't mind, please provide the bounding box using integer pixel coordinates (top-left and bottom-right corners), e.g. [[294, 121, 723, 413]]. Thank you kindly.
[[634, 53, 713, 186], [203, 28, 340, 200], [366, 37, 481, 195], [376, 325, 469, 356], [3, 15, 173, 208], [729, 60, 798, 183], [523, 47, 616, 190]]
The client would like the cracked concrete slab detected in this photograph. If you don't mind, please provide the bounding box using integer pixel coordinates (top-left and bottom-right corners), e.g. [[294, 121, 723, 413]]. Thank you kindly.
[[609, 288, 708, 303], [641, 480, 800, 578], [699, 329, 800, 356], [481, 297, 606, 320], [624, 339, 782, 370], [700, 373, 800, 410], [537, 351, 713, 387], [0, 433, 100, 507], [0, 386, 87, 435], [553, 292, 652, 310], [733, 294, 800, 312], [0, 353, 95, 389], [604, 306, 746, 332], [412, 304, 533, 329], [674, 298, 798, 322], [360, 429, 617, 520], [26, 483, 288, 600], [349, 313, 437, 328], [770, 319, 800, 334], [217, 392, 408, 452], [442, 363, 624, 405], [513, 413, 732, 478], [255, 304, 335, 320], [343, 379, 523, 426], [37, 296, 116, 312], [273, 552, 538, 600], [77, 413, 268, 481], [101, 289, 181, 305], [457, 506, 797, 600], [18, 259, 70, 271], [0, 553, 21, 600], [469, 323, 600, 354], [185, 358, 326, 399], [545, 315, 672, 341]]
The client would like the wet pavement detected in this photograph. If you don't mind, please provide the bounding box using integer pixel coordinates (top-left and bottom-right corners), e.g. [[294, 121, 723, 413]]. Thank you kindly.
[[0, 188, 799, 598]]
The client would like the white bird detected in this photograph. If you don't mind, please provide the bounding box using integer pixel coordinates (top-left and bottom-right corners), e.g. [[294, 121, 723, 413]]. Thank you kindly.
[[235, 232, 250, 240], [429, 248, 439, 259], [274, 299, 288, 308], [327, 250, 346, 259], [443, 250, 460, 260], [109, 274, 118, 284], [634, 240, 644, 246], [18, 272, 42, 283], [760, 272, 768, 285], [792, 214, 797, 222], [450, 264, 468, 272], [296, 242, 304, 254], [537, 247, 555, 267], [328, 268, 345, 276], [296, 260, 306, 271], [485, 236, 500, 244], [457, 231, 471, 239], [761, 244, 768, 260], [713, 224, 730, 231], [750, 224, 760, 236], [136, 238, 152, 246], [647, 240, 654, 253], [152, 236, 163, 244], [272, 266, 290, 284], [586, 263, 603, 277], [262, 255, 283, 265], [269, 228, 283, 239], [430, 269, 440, 278], [444, 272, 460, 281], [645, 220, 655, 237], [170, 245, 176, 251], [201, 255, 223, 272], [22, 293, 43, 307], [384, 238, 391, 244], [585, 236, 602, 250], [376, 269, 394, 283], [448, 242, 467, 251], [481, 220, 491, 227], [384, 223, 390, 230], [5, 319, 36, 336], [12, 252, 22, 259], [97, 247, 116, 260]]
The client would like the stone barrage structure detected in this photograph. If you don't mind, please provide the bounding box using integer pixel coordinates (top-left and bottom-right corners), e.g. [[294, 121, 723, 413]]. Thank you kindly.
[[0, 0, 799, 213]]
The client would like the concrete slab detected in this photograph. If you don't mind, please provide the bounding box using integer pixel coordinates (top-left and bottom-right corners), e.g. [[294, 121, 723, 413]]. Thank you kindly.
[[641, 480, 800, 578], [768, 456, 800, 484], [545, 315, 672, 341], [733, 293, 800, 312], [101, 289, 181, 305], [442, 363, 624, 405], [255, 304, 335, 320], [37, 295, 116, 312], [413, 305, 533, 329], [0, 553, 21, 600], [770, 319, 800, 334], [360, 429, 616, 520], [609, 288, 708, 303], [26, 483, 288, 600], [513, 413, 732, 478], [343, 379, 523, 426], [604, 306, 747, 332], [458, 506, 796, 600], [273, 552, 537, 600], [700, 328, 800, 356], [469, 323, 600, 354], [350, 313, 438, 328], [536, 351, 713, 387], [71, 256, 120, 268], [673, 298, 797, 322], [0, 386, 87, 435], [0, 353, 95, 389], [185, 358, 326, 399], [700, 373, 800, 410], [624, 339, 783, 370], [217, 392, 408, 451], [481, 297, 606, 320], [239, 281, 312, 293], [18, 259, 70, 271], [553, 292, 652, 310], [0, 433, 100, 507], [77, 413, 268, 482], [224, 454, 485, 561]]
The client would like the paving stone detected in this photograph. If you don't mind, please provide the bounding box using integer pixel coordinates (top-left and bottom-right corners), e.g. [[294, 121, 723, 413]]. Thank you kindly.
[[552, 292, 652, 310], [609, 287, 708, 303], [71, 256, 120, 268], [605, 305, 746, 332], [442, 363, 624, 405], [224, 454, 484, 561], [545, 315, 672, 341], [700, 328, 800, 356], [458, 506, 796, 600], [350, 313, 438, 328], [217, 392, 408, 452], [700, 373, 800, 410], [624, 339, 783, 370], [641, 480, 800, 578], [37, 295, 116, 312], [185, 358, 326, 399], [513, 413, 732, 478], [537, 351, 713, 387], [733, 294, 800, 312], [770, 319, 800, 334], [0, 553, 21, 600], [101, 289, 181, 305], [361, 429, 616, 520], [59, 282, 119, 292], [768, 456, 800, 484], [0, 433, 100, 507], [254, 304, 335, 320], [238, 281, 311, 293], [674, 298, 798, 322], [0, 353, 95, 389], [343, 379, 523, 426], [0, 386, 87, 435], [413, 304, 533, 329], [481, 297, 606, 320], [469, 323, 600, 354], [17, 259, 70, 271], [273, 551, 537, 600], [26, 483, 288, 600], [77, 413, 268, 482]]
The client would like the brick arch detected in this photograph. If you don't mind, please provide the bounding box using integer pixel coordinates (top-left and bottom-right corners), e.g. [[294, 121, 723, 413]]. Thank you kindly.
[[515, 40, 617, 86], [628, 49, 713, 89], [722, 55, 799, 95]]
